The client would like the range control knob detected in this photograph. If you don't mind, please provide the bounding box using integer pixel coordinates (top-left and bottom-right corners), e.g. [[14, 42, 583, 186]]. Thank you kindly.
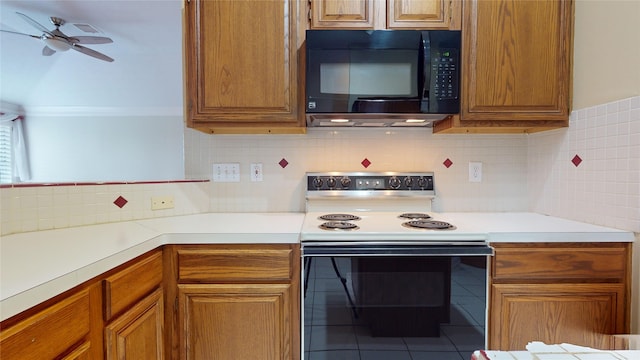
[[389, 176, 401, 189], [340, 177, 351, 188], [417, 177, 427, 188], [312, 177, 323, 188], [326, 176, 337, 188], [403, 177, 413, 188]]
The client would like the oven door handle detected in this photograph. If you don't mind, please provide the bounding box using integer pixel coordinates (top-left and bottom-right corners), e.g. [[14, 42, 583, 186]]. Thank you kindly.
[[301, 244, 494, 257]]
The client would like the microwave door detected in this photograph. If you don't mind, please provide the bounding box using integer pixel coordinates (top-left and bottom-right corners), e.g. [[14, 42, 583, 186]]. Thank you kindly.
[[306, 30, 423, 114]]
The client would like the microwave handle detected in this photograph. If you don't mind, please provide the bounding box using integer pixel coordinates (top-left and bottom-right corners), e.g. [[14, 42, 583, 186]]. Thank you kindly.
[[420, 31, 431, 112]]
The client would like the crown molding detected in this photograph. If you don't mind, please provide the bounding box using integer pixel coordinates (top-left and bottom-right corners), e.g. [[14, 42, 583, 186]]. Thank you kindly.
[[22, 106, 184, 117]]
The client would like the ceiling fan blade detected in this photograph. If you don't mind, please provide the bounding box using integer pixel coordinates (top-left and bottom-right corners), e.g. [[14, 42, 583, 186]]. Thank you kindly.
[[71, 43, 114, 62], [42, 46, 56, 56], [0, 29, 40, 39], [69, 36, 113, 45], [15, 12, 52, 34]]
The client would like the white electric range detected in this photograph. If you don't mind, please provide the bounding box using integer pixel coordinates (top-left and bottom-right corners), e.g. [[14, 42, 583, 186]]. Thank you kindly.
[[300, 172, 492, 360]]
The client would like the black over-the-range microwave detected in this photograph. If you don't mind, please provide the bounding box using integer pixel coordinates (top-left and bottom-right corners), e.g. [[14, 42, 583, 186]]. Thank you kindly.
[[305, 30, 461, 127]]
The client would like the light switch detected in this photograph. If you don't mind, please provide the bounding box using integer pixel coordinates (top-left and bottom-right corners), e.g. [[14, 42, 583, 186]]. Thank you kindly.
[[213, 163, 240, 182]]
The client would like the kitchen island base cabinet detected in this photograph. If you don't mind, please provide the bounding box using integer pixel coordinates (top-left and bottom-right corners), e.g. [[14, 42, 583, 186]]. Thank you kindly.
[[104, 288, 164, 360], [488, 242, 631, 351]]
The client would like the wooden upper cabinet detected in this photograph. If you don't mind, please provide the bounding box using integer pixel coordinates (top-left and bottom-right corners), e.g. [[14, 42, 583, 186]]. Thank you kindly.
[[310, 0, 461, 29], [184, 0, 305, 134], [434, 0, 574, 133]]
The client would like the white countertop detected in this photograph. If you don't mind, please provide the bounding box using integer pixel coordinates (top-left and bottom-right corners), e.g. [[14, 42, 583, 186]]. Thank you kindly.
[[0, 212, 304, 321], [0, 212, 634, 321], [438, 212, 635, 243]]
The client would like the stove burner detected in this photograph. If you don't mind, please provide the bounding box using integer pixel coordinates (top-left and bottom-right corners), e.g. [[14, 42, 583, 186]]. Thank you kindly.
[[319, 213, 361, 221], [402, 220, 456, 230], [319, 221, 360, 231], [399, 213, 432, 220]]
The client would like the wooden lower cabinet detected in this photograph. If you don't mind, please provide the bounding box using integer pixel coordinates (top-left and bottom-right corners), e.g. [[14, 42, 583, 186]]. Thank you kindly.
[[179, 284, 294, 360], [166, 244, 300, 360], [0, 286, 102, 360], [488, 242, 631, 350], [60, 341, 92, 360], [490, 283, 626, 350], [105, 288, 164, 360]]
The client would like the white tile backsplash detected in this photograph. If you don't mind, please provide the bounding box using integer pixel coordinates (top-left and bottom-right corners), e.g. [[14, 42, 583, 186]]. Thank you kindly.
[[185, 128, 530, 213], [528, 96, 640, 232], [0, 181, 209, 235], [2, 97, 637, 235]]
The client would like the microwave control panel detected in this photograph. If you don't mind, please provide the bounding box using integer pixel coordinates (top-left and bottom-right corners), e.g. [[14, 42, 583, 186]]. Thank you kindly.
[[431, 48, 459, 100]]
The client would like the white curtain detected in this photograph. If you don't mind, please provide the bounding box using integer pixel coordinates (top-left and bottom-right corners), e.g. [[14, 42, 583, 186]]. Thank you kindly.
[[0, 113, 31, 182]]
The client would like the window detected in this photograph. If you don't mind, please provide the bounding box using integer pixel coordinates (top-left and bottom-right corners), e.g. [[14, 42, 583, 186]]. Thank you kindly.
[[0, 121, 12, 183], [0, 113, 29, 183]]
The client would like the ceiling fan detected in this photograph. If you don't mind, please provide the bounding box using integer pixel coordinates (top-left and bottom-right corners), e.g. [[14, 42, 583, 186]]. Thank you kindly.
[[0, 12, 114, 62]]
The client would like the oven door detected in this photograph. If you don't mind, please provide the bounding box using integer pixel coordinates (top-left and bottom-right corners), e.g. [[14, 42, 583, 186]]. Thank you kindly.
[[301, 242, 493, 360]]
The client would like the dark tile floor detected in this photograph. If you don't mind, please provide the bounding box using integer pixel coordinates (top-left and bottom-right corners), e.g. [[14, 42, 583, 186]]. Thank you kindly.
[[303, 257, 487, 360]]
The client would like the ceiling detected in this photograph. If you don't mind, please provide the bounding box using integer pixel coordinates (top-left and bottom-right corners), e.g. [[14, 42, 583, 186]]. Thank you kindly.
[[0, 0, 184, 116]]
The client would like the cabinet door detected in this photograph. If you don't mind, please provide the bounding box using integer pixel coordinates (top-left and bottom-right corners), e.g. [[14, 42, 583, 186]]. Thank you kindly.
[[489, 283, 626, 350], [178, 283, 294, 360], [461, 0, 573, 122], [0, 290, 92, 360], [60, 341, 91, 360], [388, 0, 461, 29], [311, 0, 380, 29], [105, 288, 164, 360], [311, 0, 460, 29], [184, 0, 304, 133]]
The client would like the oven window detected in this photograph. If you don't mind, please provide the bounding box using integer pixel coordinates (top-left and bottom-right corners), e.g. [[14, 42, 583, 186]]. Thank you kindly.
[[303, 256, 487, 359]]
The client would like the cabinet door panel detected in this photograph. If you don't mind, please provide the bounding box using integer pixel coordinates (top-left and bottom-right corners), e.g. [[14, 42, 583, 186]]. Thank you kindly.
[[61, 341, 91, 360], [462, 0, 572, 121], [0, 290, 91, 360], [179, 284, 292, 360], [489, 283, 625, 350], [184, 0, 304, 132], [492, 244, 629, 282], [311, 0, 378, 28], [177, 247, 294, 282], [388, 0, 460, 29], [105, 288, 164, 360], [103, 250, 163, 321]]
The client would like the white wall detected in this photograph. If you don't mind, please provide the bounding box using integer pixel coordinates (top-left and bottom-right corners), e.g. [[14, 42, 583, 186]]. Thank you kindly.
[[23, 114, 184, 182], [573, 0, 640, 109]]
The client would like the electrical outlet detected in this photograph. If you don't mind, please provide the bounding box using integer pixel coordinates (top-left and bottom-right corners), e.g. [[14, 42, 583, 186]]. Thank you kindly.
[[251, 163, 263, 182], [213, 163, 240, 182], [469, 162, 482, 182], [151, 196, 174, 210]]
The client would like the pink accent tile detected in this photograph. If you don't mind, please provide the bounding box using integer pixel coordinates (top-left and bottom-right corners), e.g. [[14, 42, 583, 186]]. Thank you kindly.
[[113, 196, 128, 208], [571, 154, 583, 167], [443, 158, 453, 168], [361, 158, 371, 168], [279, 158, 289, 168]]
